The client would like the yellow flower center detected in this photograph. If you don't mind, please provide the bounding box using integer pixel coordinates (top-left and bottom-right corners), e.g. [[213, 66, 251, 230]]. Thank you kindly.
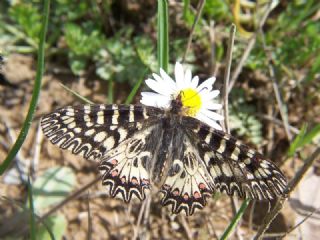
[[180, 88, 202, 116]]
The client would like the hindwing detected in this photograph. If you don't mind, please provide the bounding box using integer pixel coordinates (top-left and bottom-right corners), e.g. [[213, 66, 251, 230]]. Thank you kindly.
[[181, 116, 287, 200], [160, 136, 214, 215], [99, 125, 159, 202]]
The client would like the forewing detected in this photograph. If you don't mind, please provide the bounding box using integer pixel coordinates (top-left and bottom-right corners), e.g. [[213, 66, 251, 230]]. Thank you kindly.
[[182, 117, 287, 200], [160, 136, 215, 216], [41, 104, 162, 161]]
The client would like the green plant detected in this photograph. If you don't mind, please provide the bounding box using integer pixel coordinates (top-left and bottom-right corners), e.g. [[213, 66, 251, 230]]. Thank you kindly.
[[229, 89, 263, 145]]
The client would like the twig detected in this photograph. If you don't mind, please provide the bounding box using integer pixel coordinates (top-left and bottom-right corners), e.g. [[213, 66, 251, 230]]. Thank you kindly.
[[86, 192, 93, 240], [255, 113, 300, 135], [248, 201, 255, 234], [254, 147, 320, 239], [142, 194, 152, 239], [182, 0, 205, 63], [284, 206, 320, 238], [223, 24, 236, 133], [209, 20, 216, 75], [59, 83, 94, 104], [263, 232, 295, 238], [221, 24, 244, 240], [228, 2, 275, 93], [16, 175, 100, 236], [4, 119, 29, 184], [179, 215, 193, 240], [260, 30, 292, 141], [206, 215, 219, 239], [41, 176, 101, 220], [265, 105, 275, 154], [31, 124, 43, 179], [132, 196, 148, 240]]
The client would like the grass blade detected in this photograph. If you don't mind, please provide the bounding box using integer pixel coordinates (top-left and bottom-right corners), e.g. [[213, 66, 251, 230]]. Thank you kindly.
[[125, 68, 148, 104], [288, 123, 320, 157], [157, 0, 169, 72], [0, 0, 50, 175], [183, 0, 190, 20], [298, 124, 320, 148], [59, 83, 94, 104], [220, 199, 250, 240], [288, 124, 307, 157]]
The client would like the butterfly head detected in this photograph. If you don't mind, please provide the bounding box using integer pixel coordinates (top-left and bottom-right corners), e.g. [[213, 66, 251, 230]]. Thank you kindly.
[[171, 89, 202, 117]]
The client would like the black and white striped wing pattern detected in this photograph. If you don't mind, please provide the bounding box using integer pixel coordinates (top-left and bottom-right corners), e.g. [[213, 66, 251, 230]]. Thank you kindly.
[[98, 125, 157, 202], [41, 104, 287, 215], [160, 137, 215, 215], [41, 104, 162, 202], [41, 104, 161, 161], [183, 117, 287, 201]]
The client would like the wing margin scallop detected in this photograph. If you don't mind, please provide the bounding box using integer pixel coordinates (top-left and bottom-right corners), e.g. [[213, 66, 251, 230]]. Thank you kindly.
[[181, 116, 287, 200]]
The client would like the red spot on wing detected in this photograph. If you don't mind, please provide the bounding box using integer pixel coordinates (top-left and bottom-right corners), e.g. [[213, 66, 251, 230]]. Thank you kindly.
[[111, 159, 118, 165], [183, 193, 189, 200], [194, 191, 201, 199], [111, 170, 118, 177], [121, 177, 126, 183], [131, 178, 138, 185], [142, 179, 150, 185], [173, 189, 180, 196]]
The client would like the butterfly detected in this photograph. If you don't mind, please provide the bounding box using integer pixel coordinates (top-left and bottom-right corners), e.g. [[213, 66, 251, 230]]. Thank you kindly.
[[41, 95, 287, 216]]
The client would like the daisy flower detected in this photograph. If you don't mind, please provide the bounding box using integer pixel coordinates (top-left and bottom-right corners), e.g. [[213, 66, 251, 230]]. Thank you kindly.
[[140, 62, 224, 130]]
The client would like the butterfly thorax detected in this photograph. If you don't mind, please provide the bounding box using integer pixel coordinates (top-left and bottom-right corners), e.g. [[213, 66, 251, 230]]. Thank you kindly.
[[168, 93, 190, 118], [169, 94, 184, 115]]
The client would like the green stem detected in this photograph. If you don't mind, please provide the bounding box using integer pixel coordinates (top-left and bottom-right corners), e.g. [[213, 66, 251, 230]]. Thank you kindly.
[[157, 0, 169, 72], [0, 0, 50, 175], [220, 199, 250, 240]]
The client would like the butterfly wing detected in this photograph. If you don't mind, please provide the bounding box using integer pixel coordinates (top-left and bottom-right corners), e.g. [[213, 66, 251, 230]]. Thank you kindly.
[[182, 116, 287, 200], [160, 134, 215, 216], [99, 123, 162, 202], [41, 104, 163, 202], [41, 104, 162, 161]]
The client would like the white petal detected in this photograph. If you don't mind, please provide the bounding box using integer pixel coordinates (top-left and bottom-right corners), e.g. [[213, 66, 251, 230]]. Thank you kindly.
[[140, 92, 171, 108], [159, 68, 177, 90], [184, 68, 192, 86], [141, 91, 162, 97], [145, 79, 173, 96], [203, 102, 223, 110], [153, 72, 176, 92], [152, 73, 164, 83], [140, 99, 155, 107], [201, 109, 224, 121], [202, 90, 220, 100], [196, 76, 216, 92], [197, 113, 222, 130], [190, 76, 199, 89], [175, 62, 185, 90]]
